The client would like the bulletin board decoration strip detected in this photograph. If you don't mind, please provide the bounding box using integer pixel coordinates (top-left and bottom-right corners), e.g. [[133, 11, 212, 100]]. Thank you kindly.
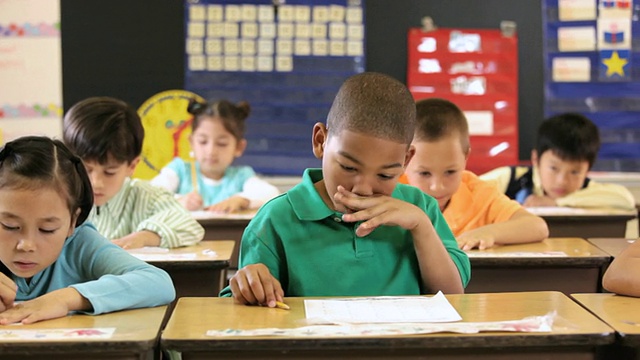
[[0, 103, 63, 118], [0, 22, 60, 37]]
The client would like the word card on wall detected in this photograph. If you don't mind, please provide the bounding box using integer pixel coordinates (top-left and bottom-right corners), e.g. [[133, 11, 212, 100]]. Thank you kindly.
[[184, 0, 365, 175], [543, 0, 640, 171]]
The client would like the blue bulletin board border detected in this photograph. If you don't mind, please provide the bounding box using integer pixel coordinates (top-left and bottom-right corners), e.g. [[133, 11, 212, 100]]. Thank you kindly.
[[184, 0, 365, 175], [543, 0, 640, 171]]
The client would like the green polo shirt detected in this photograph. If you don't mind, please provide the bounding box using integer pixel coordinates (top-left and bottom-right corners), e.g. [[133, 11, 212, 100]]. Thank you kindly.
[[220, 168, 470, 297]]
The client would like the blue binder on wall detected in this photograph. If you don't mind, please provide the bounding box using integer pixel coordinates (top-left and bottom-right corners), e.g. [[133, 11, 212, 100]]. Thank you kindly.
[[543, 0, 640, 171], [184, 0, 365, 175]]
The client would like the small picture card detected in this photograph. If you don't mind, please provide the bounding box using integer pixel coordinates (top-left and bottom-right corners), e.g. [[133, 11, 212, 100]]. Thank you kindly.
[[295, 6, 311, 23], [313, 40, 329, 56], [223, 39, 240, 55], [597, 18, 631, 50], [599, 0, 632, 18], [294, 39, 311, 56], [225, 5, 242, 22], [296, 23, 311, 38], [241, 5, 257, 22], [188, 55, 205, 71], [186, 38, 203, 55], [276, 39, 293, 55], [329, 23, 347, 39], [313, 6, 330, 23], [223, 22, 239, 38], [223, 56, 240, 71], [205, 39, 222, 55], [260, 23, 276, 38], [257, 56, 273, 71], [240, 56, 256, 72], [207, 23, 224, 38], [188, 22, 205, 38], [278, 5, 295, 21], [312, 24, 327, 39], [207, 56, 223, 71], [277, 23, 294, 39], [257, 39, 274, 55], [189, 5, 206, 21], [258, 5, 275, 22], [207, 5, 223, 22], [599, 49, 631, 81], [275, 56, 293, 72], [241, 39, 256, 55], [241, 23, 258, 38]]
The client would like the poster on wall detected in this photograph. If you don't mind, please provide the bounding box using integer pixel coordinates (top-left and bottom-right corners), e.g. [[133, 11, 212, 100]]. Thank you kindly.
[[0, 0, 62, 144]]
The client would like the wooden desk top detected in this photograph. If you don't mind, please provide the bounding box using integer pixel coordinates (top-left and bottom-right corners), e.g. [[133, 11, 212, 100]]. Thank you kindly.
[[127, 240, 234, 269], [572, 293, 640, 346], [466, 237, 611, 266], [162, 292, 613, 352], [0, 305, 166, 354], [527, 207, 637, 220], [587, 238, 636, 258]]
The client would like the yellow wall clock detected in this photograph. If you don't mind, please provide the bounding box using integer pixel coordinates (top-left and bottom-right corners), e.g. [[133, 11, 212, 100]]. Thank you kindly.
[[133, 89, 205, 180]]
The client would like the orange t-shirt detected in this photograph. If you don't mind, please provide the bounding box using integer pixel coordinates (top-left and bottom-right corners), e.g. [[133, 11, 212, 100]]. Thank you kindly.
[[400, 171, 522, 236]]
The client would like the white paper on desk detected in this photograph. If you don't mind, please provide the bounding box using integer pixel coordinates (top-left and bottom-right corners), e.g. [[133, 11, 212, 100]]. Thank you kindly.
[[190, 210, 254, 220], [525, 207, 591, 216], [303, 291, 461, 324], [0, 327, 115, 340], [128, 251, 197, 261]]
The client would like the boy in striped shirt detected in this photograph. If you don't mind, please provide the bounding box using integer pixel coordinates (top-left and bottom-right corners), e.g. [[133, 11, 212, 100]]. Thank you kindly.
[[63, 97, 204, 249]]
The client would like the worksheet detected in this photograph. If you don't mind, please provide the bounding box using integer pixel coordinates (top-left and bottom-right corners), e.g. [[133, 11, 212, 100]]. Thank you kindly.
[[303, 291, 462, 324]]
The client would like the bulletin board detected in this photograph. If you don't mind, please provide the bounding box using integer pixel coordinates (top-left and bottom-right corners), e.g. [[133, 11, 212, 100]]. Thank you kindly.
[[543, 0, 640, 171], [0, 0, 63, 144], [407, 25, 519, 175], [184, 0, 365, 176]]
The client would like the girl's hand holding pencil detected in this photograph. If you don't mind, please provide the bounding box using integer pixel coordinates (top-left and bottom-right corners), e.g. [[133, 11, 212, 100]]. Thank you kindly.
[[178, 192, 204, 211], [178, 160, 204, 211]]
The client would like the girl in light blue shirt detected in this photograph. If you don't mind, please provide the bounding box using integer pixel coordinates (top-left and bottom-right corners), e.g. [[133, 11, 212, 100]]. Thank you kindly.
[[0, 136, 175, 325], [152, 99, 279, 212]]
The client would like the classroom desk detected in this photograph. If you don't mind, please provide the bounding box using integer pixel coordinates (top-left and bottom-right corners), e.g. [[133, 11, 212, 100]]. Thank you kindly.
[[527, 207, 637, 238], [572, 293, 640, 359], [0, 305, 167, 360], [161, 292, 613, 359], [192, 211, 255, 269], [465, 237, 611, 294], [587, 238, 636, 258], [127, 240, 234, 298]]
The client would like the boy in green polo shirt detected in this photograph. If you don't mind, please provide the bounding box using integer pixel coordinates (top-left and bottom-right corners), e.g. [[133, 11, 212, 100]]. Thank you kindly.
[[220, 72, 470, 307]]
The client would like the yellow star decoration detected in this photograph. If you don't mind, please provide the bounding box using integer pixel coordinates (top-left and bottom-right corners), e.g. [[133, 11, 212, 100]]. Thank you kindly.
[[603, 51, 628, 77]]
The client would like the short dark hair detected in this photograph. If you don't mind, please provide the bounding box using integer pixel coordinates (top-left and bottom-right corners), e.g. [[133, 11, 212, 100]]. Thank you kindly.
[[415, 98, 470, 153], [0, 136, 93, 227], [536, 113, 600, 167], [327, 72, 416, 145], [63, 97, 144, 164], [187, 99, 251, 142]]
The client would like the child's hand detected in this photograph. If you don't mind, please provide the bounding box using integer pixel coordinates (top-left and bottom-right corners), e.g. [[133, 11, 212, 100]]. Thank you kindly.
[[0, 273, 17, 312], [0, 288, 89, 325], [457, 229, 497, 250], [179, 192, 204, 211], [112, 230, 161, 249], [335, 185, 428, 237], [523, 194, 557, 207], [228, 264, 284, 307], [206, 196, 250, 213]]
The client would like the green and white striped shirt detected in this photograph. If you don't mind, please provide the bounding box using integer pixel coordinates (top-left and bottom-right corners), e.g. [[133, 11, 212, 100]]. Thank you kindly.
[[88, 178, 204, 248]]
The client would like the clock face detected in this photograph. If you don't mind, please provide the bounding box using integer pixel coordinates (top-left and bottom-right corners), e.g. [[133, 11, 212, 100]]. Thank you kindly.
[[133, 90, 205, 180]]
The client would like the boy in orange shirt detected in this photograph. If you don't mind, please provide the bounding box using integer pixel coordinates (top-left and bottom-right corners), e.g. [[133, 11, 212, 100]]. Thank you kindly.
[[402, 98, 548, 250]]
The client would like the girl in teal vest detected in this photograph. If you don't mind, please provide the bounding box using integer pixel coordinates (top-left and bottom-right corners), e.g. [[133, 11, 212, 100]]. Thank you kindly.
[[152, 99, 279, 213]]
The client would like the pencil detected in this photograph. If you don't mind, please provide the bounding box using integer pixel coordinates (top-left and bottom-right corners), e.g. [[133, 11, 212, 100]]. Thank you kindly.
[[190, 161, 199, 193], [275, 301, 290, 310]]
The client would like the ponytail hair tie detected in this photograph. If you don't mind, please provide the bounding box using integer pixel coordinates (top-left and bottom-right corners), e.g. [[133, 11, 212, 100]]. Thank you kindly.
[[187, 98, 208, 115]]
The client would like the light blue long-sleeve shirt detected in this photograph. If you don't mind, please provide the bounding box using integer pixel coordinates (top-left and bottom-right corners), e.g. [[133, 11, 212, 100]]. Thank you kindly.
[[12, 222, 175, 314]]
